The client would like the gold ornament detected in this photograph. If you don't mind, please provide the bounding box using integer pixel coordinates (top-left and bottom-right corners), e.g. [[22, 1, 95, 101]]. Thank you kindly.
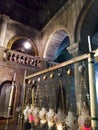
[[67, 68, 73, 75], [50, 73, 54, 79], [43, 75, 47, 80]]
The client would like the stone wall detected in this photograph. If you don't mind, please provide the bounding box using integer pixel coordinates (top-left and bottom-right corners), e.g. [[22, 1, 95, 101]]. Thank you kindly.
[[40, 0, 87, 57], [0, 46, 37, 130]]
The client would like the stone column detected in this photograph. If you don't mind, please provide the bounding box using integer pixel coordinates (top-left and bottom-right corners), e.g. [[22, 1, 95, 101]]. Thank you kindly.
[[0, 14, 9, 46], [67, 43, 84, 115]]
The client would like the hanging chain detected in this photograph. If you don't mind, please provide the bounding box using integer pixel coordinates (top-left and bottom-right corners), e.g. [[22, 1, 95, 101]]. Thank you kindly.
[[59, 79, 65, 112], [45, 84, 49, 109], [34, 85, 39, 107], [81, 74, 87, 104], [52, 79, 55, 109], [39, 89, 43, 108]]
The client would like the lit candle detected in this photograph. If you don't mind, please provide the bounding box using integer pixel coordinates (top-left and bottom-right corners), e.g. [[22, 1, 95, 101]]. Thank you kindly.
[[88, 35, 92, 52]]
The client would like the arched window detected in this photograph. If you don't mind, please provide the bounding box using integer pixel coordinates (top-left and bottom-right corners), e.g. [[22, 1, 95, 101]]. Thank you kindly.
[[11, 38, 37, 56], [7, 36, 38, 56]]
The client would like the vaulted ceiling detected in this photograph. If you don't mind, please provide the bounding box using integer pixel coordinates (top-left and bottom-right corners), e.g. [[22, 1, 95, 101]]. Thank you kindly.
[[0, 0, 68, 30]]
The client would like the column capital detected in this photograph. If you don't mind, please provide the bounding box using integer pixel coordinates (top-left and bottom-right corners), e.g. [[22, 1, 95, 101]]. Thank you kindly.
[[67, 42, 80, 57], [0, 14, 10, 21]]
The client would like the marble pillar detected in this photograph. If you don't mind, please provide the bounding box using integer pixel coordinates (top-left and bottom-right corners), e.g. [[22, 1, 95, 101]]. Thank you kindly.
[[0, 14, 9, 46], [67, 43, 89, 115]]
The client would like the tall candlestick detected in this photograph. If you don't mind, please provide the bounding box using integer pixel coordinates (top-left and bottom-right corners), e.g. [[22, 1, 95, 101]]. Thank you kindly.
[[88, 35, 92, 52], [9, 85, 14, 108], [5, 73, 16, 130], [9, 73, 16, 108]]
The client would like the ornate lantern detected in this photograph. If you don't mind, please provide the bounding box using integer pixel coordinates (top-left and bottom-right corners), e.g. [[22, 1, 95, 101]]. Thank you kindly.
[[46, 108, 55, 129], [65, 111, 78, 130], [39, 107, 47, 125], [23, 105, 30, 122], [54, 109, 66, 130], [33, 107, 40, 126], [28, 105, 35, 123], [78, 109, 91, 130]]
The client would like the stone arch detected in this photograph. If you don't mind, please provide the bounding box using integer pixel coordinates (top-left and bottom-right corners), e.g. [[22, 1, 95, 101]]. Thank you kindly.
[[74, 0, 96, 52], [6, 35, 39, 56], [43, 28, 70, 61]]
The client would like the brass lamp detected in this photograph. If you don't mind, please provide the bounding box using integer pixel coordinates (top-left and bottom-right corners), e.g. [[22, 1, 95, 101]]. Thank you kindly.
[[46, 108, 55, 129], [39, 107, 47, 125], [54, 109, 66, 130]]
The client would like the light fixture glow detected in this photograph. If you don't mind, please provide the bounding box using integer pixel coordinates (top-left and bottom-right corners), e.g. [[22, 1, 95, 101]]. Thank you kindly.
[[46, 108, 55, 129], [56, 123, 63, 130], [24, 41, 31, 49], [39, 107, 47, 125], [40, 119, 47, 124], [47, 120, 54, 129], [54, 109, 65, 130]]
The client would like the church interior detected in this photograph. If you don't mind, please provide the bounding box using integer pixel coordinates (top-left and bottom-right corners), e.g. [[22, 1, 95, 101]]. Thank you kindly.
[[0, 0, 98, 130]]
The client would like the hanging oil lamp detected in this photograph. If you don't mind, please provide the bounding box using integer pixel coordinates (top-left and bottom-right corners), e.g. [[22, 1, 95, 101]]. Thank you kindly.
[[23, 105, 30, 122], [46, 108, 55, 129], [33, 81, 42, 126], [54, 109, 66, 130], [31, 79, 36, 107], [78, 104, 91, 130], [38, 75, 48, 127], [46, 73, 55, 129], [28, 104, 35, 124], [33, 106, 40, 126], [65, 110, 78, 130], [55, 76, 66, 130], [39, 107, 47, 125]]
